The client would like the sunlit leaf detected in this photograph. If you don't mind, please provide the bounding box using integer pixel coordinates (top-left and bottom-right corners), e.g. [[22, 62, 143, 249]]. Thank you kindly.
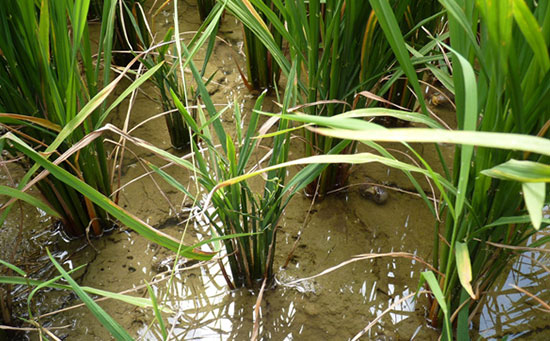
[[455, 242, 476, 299], [522, 182, 546, 230], [481, 159, 550, 183]]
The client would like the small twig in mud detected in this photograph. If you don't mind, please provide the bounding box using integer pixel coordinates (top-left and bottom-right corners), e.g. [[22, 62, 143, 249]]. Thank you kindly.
[[511, 284, 550, 313], [251, 276, 268, 341], [0, 324, 71, 332], [281, 252, 442, 287], [351, 290, 430, 341]]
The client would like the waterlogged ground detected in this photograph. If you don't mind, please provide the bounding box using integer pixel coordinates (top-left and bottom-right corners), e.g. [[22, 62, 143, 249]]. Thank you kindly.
[[1, 1, 550, 340]]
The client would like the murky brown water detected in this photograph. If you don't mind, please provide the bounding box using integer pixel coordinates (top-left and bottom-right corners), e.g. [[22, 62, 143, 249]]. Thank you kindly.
[[1, 1, 549, 340]]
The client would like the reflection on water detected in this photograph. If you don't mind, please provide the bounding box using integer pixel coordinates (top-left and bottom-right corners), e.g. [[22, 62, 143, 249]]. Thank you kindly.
[[136, 192, 441, 340], [479, 231, 550, 340], [133, 195, 550, 341]]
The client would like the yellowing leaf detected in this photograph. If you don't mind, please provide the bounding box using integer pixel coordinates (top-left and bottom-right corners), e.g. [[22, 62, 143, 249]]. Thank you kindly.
[[455, 242, 476, 299]]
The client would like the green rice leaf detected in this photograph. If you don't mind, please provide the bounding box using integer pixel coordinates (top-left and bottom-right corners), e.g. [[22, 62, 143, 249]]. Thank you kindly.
[[0, 273, 171, 313], [147, 162, 194, 199], [481, 159, 550, 182], [417, 271, 451, 341], [170, 88, 200, 134], [27, 265, 87, 318], [522, 182, 546, 230], [0, 185, 60, 218], [37, 0, 50, 61], [97, 62, 165, 127], [0, 259, 26, 277], [369, 0, 427, 115], [309, 127, 550, 158], [449, 48, 477, 219], [146, 282, 167, 340], [512, 0, 550, 72]]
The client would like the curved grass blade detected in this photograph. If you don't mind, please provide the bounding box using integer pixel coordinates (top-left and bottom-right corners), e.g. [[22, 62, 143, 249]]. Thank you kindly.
[[46, 248, 133, 341], [0, 114, 61, 132], [512, 0, 550, 72], [0, 258, 26, 277], [146, 282, 167, 340], [0, 185, 60, 218], [3, 132, 213, 260], [309, 127, 550, 158], [0, 273, 171, 313]]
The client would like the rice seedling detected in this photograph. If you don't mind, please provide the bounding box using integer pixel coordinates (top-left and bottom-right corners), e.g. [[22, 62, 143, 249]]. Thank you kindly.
[[149, 60, 297, 288], [225, 0, 441, 197], [0, 0, 120, 237]]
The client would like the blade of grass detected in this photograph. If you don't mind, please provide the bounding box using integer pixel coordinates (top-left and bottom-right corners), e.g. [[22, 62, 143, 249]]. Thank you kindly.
[[46, 248, 133, 341]]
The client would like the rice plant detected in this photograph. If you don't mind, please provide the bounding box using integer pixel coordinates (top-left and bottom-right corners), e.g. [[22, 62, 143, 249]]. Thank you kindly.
[[150, 62, 296, 288], [136, 1, 226, 150], [241, 0, 550, 337], [165, 92, 290, 288], [225, 0, 441, 196], [0, 0, 121, 237], [429, 0, 550, 335]]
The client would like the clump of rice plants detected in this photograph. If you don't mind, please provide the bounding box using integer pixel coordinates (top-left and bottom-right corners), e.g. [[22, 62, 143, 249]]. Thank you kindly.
[[154, 84, 294, 288], [142, 16, 296, 286], [427, 0, 550, 335], [0, 0, 118, 237], [149, 92, 290, 287], [0, 0, 120, 236], [226, 0, 441, 197], [267, 0, 550, 338]]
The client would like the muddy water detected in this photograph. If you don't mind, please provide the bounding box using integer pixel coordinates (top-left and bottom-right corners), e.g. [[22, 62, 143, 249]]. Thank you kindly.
[[1, 1, 549, 340]]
